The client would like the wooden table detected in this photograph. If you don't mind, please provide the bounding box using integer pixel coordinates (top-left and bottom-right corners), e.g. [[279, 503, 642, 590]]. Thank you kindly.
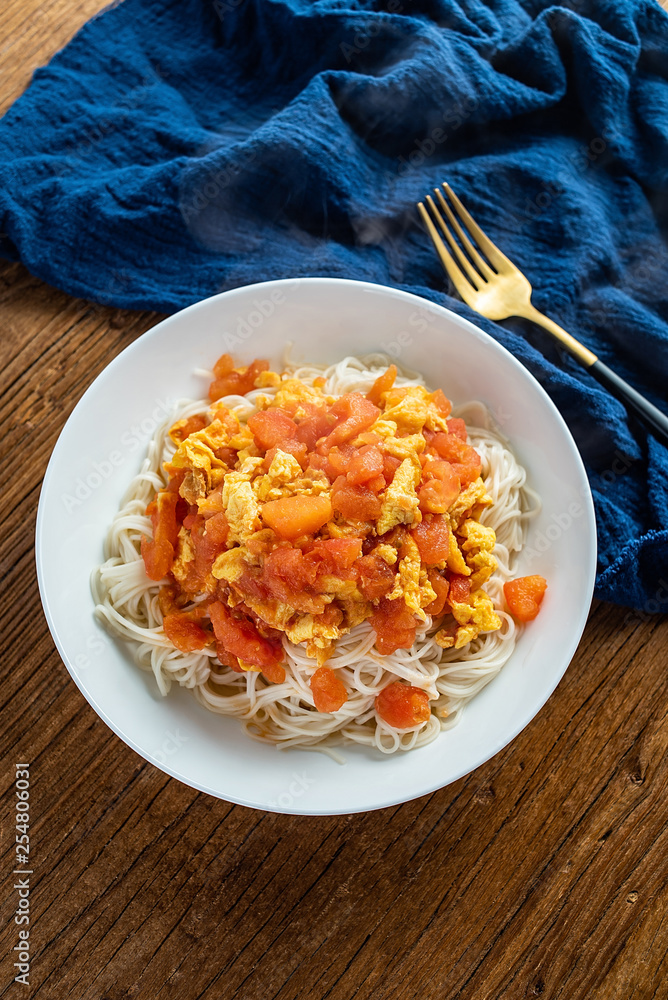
[[2, 3, 668, 997]]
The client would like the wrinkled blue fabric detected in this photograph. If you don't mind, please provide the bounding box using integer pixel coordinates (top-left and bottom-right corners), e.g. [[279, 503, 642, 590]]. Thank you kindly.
[[1, 0, 667, 612]]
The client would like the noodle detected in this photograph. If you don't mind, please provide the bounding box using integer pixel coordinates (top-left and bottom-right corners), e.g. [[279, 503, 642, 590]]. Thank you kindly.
[[92, 354, 539, 755]]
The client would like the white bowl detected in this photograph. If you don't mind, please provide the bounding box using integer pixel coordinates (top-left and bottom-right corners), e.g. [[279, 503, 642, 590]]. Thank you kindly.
[[36, 278, 596, 814]]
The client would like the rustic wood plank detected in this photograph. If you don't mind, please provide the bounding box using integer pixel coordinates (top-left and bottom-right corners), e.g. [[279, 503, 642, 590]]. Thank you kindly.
[[1, 2, 668, 998]]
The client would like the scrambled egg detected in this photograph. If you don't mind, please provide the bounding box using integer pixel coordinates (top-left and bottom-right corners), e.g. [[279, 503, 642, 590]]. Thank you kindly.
[[388, 537, 437, 621], [377, 458, 421, 535], [459, 519, 497, 590], [253, 451, 331, 503], [211, 546, 247, 584], [374, 543, 398, 565], [272, 378, 332, 416], [449, 478, 493, 526], [436, 589, 501, 649], [221, 471, 261, 544]]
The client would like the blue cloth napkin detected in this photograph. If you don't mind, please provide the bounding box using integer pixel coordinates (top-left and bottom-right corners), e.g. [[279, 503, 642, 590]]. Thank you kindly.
[[2, 0, 667, 613]]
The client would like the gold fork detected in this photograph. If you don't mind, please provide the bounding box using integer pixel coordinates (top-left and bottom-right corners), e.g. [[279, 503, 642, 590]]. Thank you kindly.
[[418, 183, 668, 447]]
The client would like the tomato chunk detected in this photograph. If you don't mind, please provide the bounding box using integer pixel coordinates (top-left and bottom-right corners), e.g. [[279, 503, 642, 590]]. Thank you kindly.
[[261, 495, 332, 539], [503, 575, 548, 622], [331, 476, 382, 521], [382, 453, 402, 483], [310, 667, 348, 713], [262, 548, 327, 614], [449, 575, 472, 604], [208, 600, 285, 677], [424, 571, 449, 617], [327, 444, 355, 479], [141, 491, 180, 581], [430, 389, 452, 418], [446, 417, 467, 441], [325, 393, 380, 447], [370, 598, 417, 655], [248, 408, 299, 451], [169, 414, 209, 444], [307, 537, 363, 572], [355, 554, 396, 599], [347, 445, 384, 485], [163, 611, 210, 652], [418, 477, 460, 514], [367, 365, 397, 405], [204, 511, 229, 545], [412, 514, 450, 564], [431, 432, 482, 486], [208, 355, 269, 401], [375, 682, 431, 729], [294, 405, 336, 449]]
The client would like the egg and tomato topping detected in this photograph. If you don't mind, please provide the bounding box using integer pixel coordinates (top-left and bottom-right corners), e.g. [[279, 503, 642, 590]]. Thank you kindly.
[[141, 354, 504, 724]]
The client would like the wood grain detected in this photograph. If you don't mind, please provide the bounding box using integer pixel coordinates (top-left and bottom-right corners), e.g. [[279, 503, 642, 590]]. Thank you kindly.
[[2, 4, 668, 999]]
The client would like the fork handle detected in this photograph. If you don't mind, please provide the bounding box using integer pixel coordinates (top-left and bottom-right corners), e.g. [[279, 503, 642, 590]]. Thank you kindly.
[[588, 360, 668, 449], [521, 304, 668, 448]]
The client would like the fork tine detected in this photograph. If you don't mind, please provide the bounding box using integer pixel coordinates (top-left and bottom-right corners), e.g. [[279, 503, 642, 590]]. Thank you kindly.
[[417, 200, 478, 301], [441, 183, 513, 272], [424, 195, 482, 290], [433, 187, 494, 279]]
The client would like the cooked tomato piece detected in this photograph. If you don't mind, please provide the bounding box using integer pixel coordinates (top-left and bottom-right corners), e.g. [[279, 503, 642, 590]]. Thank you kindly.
[[425, 571, 449, 617], [263, 441, 309, 468], [448, 575, 472, 604], [177, 514, 226, 595], [294, 404, 336, 449], [422, 459, 459, 483], [382, 453, 402, 483], [418, 477, 460, 514], [310, 667, 348, 713], [307, 537, 363, 571], [260, 659, 287, 684], [503, 576, 547, 622], [370, 598, 417, 655], [411, 514, 450, 564], [431, 433, 482, 486], [267, 546, 318, 589], [169, 414, 209, 444], [248, 408, 299, 451], [204, 511, 229, 545], [327, 444, 356, 478], [347, 445, 384, 485], [367, 365, 397, 405], [208, 600, 285, 676], [141, 491, 180, 581], [306, 452, 330, 477], [331, 476, 382, 521], [163, 611, 210, 652], [325, 393, 380, 447], [355, 554, 396, 599], [235, 568, 271, 603], [208, 356, 269, 402], [446, 417, 468, 441], [262, 548, 327, 614], [215, 645, 244, 673], [367, 474, 387, 493], [197, 485, 224, 516], [431, 432, 465, 461], [261, 494, 332, 539], [375, 682, 431, 728], [429, 389, 452, 418]]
